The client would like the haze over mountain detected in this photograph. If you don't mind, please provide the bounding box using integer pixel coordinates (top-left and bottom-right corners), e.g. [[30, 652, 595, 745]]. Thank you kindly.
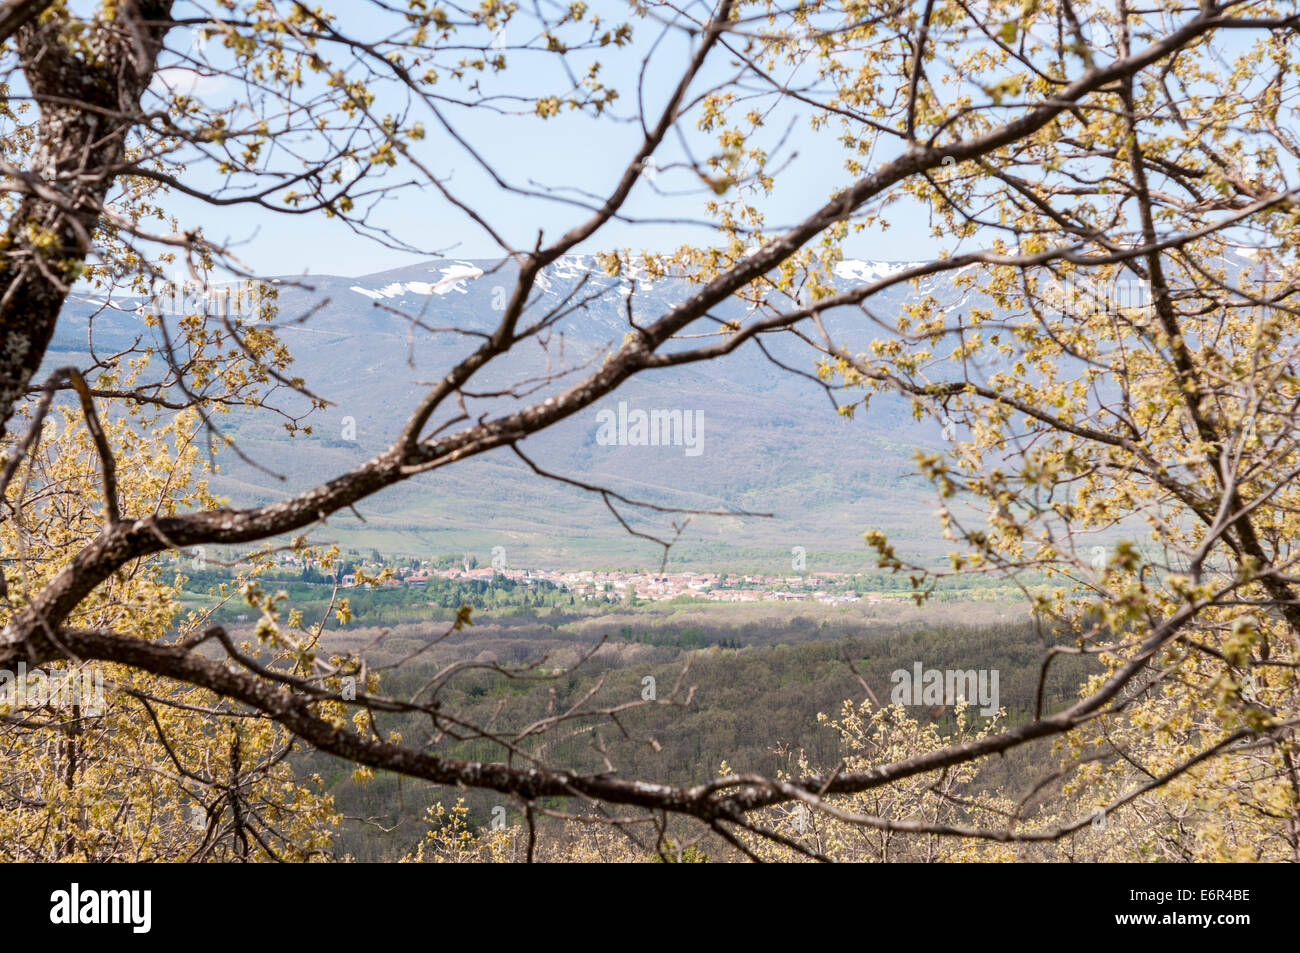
[[50, 256, 998, 570]]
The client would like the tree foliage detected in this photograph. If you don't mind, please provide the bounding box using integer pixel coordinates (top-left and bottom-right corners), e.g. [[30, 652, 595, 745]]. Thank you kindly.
[[1, 0, 1299, 860]]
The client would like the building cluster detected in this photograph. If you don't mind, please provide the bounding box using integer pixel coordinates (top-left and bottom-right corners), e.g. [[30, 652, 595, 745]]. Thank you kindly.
[[292, 557, 892, 605]]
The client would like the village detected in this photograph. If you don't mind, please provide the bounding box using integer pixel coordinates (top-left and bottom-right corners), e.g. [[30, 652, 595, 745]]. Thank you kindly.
[[324, 558, 891, 607]]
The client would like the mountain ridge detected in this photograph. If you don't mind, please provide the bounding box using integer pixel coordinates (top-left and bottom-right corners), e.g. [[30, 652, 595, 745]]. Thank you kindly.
[[48, 256, 997, 569]]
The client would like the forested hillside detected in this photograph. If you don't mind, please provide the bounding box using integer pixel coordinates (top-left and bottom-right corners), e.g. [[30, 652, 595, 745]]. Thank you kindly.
[[292, 605, 1094, 860]]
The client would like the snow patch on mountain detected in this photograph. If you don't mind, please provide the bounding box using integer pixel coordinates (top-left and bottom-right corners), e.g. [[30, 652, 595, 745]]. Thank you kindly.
[[832, 259, 915, 283], [350, 262, 484, 300]]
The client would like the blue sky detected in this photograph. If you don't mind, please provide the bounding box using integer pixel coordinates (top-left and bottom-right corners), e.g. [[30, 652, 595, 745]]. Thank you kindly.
[[152, 3, 942, 279]]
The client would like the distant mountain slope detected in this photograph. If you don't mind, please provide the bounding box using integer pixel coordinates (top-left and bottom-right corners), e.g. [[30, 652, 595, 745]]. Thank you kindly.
[[50, 257, 986, 569]]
